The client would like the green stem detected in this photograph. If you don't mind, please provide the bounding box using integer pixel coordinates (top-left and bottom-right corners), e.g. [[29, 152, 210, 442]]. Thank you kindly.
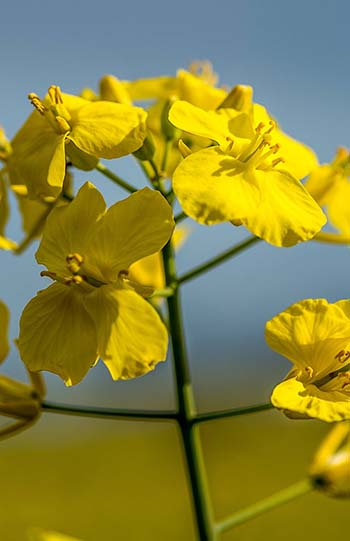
[[41, 401, 177, 422], [215, 478, 314, 535], [193, 402, 274, 424], [175, 210, 188, 224], [15, 205, 53, 255], [96, 162, 138, 193], [162, 240, 215, 541], [178, 236, 261, 285]]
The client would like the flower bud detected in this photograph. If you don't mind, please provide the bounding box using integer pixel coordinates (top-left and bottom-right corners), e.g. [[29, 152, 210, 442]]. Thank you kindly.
[[99, 75, 131, 105], [218, 84, 253, 112], [309, 422, 350, 498], [132, 133, 155, 161]]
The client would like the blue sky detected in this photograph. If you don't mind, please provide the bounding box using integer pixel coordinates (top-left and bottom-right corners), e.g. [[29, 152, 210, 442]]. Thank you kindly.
[[1, 0, 350, 409]]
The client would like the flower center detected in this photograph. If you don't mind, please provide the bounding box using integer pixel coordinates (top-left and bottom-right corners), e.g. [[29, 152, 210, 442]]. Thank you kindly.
[[28, 85, 72, 135], [226, 121, 286, 171], [40, 253, 106, 289], [301, 348, 350, 395]]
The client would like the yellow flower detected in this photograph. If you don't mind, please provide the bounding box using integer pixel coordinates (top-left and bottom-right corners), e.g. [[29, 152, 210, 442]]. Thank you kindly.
[[8, 85, 147, 200], [305, 147, 350, 237], [18, 183, 174, 386], [266, 298, 350, 422], [0, 127, 16, 250], [169, 101, 326, 247], [0, 300, 45, 439], [28, 529, 82, 541], [310, 422, 350, 497]]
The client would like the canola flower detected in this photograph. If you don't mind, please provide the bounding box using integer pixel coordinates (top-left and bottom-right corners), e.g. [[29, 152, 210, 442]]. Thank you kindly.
[[266, 299, 350, 422], [18, 183, 174, 385], [169, 100, 326, 247], [305, 147, 350, 237], [7, 85, 147, 200], [0, 300, 44, 438]]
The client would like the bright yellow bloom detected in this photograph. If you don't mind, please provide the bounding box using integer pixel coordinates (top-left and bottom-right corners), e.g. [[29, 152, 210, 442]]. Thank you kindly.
[[28, 529, 82, 541], [169, 101, 326, 247], [0, 300, 45, 438], [310, 422, 350, 497], [305, 147, 350, 236], [267, 299, 350, 422], [8, 85, 147, 200], [0, 127, 16, 250], [18, 183, 174, 385]]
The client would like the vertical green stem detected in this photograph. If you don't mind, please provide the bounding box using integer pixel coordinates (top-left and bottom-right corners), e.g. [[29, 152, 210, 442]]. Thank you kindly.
[[162, 240, 214, 541]]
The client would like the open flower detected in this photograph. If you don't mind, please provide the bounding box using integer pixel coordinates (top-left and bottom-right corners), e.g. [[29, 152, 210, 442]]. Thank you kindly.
[[0, 300, 44, 439], [169, 101, 326, 247], [18, 183, 174, 386], [8, 85, 147, 200], [310, 422, 350, 497], [305, 147, 350, 238], [266, 298, 350, 422]]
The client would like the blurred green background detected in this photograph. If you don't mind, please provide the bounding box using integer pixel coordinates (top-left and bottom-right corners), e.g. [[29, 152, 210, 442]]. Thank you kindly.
[[1, 0, 350, 539]]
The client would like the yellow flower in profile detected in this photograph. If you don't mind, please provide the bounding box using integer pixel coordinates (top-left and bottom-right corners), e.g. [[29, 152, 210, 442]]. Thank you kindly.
[[29, 529, 82, 541], [305, 147, 350, 237], [0, 300, 45, 439], [18, 183, 174, 386], [8, 85, 147, 200], [266, 298, 350, 422], [169, 101, 326, 247], [310, 422, 350, 497]]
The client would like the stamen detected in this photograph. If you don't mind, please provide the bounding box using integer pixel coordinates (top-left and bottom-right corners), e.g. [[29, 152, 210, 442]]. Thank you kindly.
[[28, 93, 46, 114], [66, 253, 84, 274], [255, 122, 265, 134], [335, 350, 350, 363], [272, 157, 286, 167], [265, 120, 275, 134], [48, 85, 64, 105]]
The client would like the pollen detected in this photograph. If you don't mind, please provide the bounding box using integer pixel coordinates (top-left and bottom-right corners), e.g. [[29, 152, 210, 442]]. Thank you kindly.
[[66, 253, 84, 274]]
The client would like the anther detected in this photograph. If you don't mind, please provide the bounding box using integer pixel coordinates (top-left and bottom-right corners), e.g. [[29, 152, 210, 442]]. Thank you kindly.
[[28, 93, 46, 114], [66, 253, 84, 274], [272, 157, 285, 167], [265, 120, 275, 134], [255, 122, 265, 133], [335, 350, 350, 363], [48, 85, 63, 105]]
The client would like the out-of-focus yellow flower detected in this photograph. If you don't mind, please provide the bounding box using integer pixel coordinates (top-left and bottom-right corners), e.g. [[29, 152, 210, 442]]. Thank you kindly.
[[0, 300, 45, 439], [0, 127, 16, 250], [8, 85, 147, 200], [169, 101, 325, 247], [305, 147, 350, 237], [267, 298, 350, 422], [310, 422, 350, 497], [28, 529, 82, 541], [18, 183, 174, 386]]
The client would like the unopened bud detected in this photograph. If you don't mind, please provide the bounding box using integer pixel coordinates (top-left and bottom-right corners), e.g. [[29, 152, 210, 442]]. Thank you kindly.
[[132, 133, 155, 161], [310, 422, 350, 498], [99, 75, 131, 104], [218, 84, 253, 112]]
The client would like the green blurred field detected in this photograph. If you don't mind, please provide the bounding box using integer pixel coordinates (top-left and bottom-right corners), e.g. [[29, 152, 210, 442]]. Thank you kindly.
[[0, 408, 348, 541]]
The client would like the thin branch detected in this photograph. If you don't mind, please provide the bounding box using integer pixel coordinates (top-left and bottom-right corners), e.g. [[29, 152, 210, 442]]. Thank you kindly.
[[192, 402, 274, 424], [178, 236, 261, 284], [41, 401, 177, 422], [96, 162, 138, 193]]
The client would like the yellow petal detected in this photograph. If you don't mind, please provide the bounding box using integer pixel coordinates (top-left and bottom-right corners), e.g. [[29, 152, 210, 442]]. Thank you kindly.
[[0, 300, 10, 364], [36, 182, 106, 277], [69, 101, 147, 158], [29, 528, 82, 541], [265, 298, 350, 380], [253, 104, 318, 179], [172, 147, 260, 225], [304, 164, 334, 205], [169, 101, 230, 145], [86, 187, 174, 281], [327, 181, 350, 235], [18, 283, 98, 386], [83, 285, 168, 380], [8, 110, 66, 199], [125, 76, 178, 100], [0, 172, 9, 234], [271, 377, 350, 422], [176, 69, 227, 109], [241, 169, 326, 247]]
